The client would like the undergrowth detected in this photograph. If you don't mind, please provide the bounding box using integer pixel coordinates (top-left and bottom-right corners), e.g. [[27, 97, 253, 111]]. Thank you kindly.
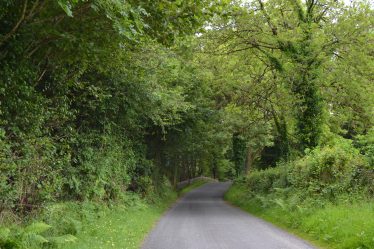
[[225, 185, 374, 249], [0, 177, 210, 249], [62, 191, 177, 249], [225, 139, 374, 249]]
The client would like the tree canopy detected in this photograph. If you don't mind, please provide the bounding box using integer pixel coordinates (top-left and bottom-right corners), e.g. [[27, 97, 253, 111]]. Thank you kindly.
[[0, 0, 373, 213]]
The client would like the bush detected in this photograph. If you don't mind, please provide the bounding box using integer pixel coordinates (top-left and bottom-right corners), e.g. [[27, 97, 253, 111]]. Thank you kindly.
[[0, 132, 69, 213], [355, 127, 374, 166], [355, 128, 374, 195], [0, 131, 138, 213], [244, 138, 371, 199], [227, 140, 374, 249], [217, 159, 236, 180], [289, 140, 368, 198], [64, 134, 136, 201], [245, 167, 287, 194]]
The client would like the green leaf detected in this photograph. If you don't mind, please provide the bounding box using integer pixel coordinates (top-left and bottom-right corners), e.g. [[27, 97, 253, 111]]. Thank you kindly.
[[24, 222, 51, 234], [58, 0, 73, 17], [28, 234, 49, 244]]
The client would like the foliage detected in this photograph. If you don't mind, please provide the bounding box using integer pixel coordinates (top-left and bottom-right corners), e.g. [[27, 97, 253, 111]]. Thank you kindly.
[[204, 0, 373, 153], [0, 222, 77, 249], [0, 0, 373, 247], [226, 139, 374, 249], [241, 140, 371, 199], [0, 176, 207, 249], [356, 127, 374, 166], [0, 193, 173, 249], [63, 133, 136, 201], [0, 0, 227, 214], [288, 140, 370, 198], [244, 167, 286, 194]]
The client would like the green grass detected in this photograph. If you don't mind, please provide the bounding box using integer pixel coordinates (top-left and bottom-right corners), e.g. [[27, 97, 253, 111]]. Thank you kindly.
[[62, 198, 176, 249], [61, 180, 210, 249], [0, 181, 210, 249], [225, 184, 374, 249]]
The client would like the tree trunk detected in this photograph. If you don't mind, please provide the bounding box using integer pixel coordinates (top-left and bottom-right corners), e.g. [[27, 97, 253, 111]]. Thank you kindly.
[[245, 148, 263, 174]]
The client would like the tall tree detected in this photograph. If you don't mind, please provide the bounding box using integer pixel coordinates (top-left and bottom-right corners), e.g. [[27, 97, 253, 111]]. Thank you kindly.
[[206, 0, 372, 151]]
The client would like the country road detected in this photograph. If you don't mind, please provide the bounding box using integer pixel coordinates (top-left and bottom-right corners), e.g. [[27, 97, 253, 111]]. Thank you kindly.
[[142, 182, 316, 249]]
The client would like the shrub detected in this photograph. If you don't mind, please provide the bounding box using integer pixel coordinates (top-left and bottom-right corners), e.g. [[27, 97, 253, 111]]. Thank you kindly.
[[288, 139, 369, 198], [355, 127, 374, 166], [355, 128, 374, 196], [245, 167, 287, 194], [218, 159, 236, 180], [62, 133, 136, 202], [0, 129, 140, 214], [0, 132, 68, 213], [244, 138, 371, 199]]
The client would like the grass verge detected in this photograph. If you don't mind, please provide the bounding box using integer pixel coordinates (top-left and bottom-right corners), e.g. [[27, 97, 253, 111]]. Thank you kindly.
[[64, 180, 211, 249], [225, 184, 374, 249], [62, 195, 177, 249], [0, 180, 211, 249]]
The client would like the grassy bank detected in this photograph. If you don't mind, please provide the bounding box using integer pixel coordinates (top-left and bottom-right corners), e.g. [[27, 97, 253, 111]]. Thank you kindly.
[[66, 179, 212, 249], [63, 195, 176, 249], [0, 193, 177, 249], [0, 179, 210, 249], [225, 184, 374, 249]]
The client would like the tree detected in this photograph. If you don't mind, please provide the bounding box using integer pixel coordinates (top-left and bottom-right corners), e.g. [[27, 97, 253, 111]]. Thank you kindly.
[[206, 0, 372, 151]]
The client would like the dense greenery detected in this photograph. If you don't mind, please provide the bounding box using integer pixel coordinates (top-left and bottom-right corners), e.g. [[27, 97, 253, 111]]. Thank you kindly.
[[0, 0, 373, 248], [0, 178, 212, 249], [226, 183, 374, 249], [225, 133, 374, 249], [0, 0, 228, 212]]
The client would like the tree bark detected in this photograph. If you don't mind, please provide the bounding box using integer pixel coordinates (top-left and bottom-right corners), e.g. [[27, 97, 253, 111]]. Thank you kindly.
[[245, 148, 263, 174]]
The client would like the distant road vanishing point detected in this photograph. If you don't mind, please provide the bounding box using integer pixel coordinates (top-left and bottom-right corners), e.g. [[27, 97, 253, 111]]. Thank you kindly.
[[142, 182, 316, 249]]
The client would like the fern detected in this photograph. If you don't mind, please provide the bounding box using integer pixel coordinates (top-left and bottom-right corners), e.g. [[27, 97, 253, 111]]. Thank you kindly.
[[273, 198, 287, 211], [24, 222, 51, 234], [0, 222, 77, 249]]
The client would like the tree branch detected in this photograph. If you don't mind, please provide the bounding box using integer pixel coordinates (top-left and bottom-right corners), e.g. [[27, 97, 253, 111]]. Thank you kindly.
[[257, 0, 278, 36], [0, 0, 28, 47]]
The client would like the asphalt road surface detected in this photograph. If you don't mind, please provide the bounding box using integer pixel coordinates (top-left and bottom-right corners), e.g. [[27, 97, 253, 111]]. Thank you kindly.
[[142, 182, 316, 249]]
